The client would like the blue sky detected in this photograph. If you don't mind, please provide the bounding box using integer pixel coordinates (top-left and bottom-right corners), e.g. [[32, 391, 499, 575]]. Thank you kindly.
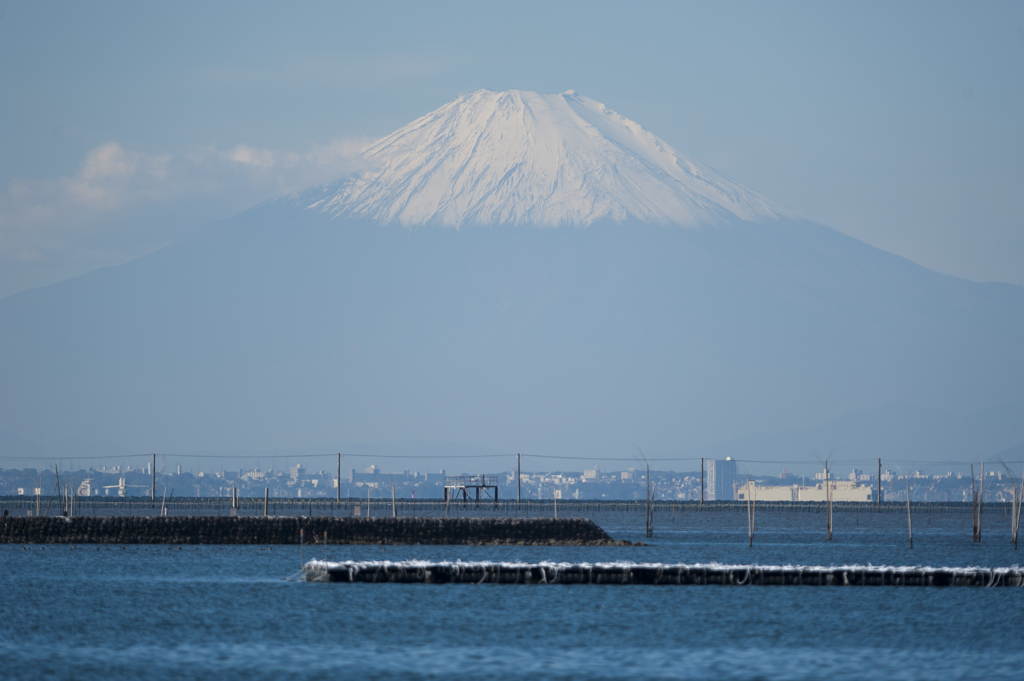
[[1, 0, 1022, 298]]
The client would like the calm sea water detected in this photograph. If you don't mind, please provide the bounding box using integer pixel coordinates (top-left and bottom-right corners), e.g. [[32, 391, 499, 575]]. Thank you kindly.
[[2, 509, 1022, 680]]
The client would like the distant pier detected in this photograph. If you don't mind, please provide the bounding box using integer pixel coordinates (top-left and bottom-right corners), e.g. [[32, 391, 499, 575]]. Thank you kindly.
[[304, 560, 1024, 587]]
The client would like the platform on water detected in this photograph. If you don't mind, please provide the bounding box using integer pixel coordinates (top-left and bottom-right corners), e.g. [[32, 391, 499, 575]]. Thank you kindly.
[[302, 560, 1024, 587], [0, 516, 628, 545]]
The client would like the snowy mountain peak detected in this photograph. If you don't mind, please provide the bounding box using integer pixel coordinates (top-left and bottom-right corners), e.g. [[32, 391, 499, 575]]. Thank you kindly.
[[303, 89, 789, 227]]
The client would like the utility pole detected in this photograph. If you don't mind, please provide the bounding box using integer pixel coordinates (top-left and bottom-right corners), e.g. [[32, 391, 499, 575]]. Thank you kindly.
[[152, 454, 156, 506], [337, 453, 341, 503], [700, 458, 704, 508], [517, 454, 521, 512]]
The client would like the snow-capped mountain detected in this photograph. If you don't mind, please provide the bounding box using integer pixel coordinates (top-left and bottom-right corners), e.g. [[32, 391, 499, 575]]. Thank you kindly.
[[301, 89, 789, 227], [1, 90, 1021, 463]]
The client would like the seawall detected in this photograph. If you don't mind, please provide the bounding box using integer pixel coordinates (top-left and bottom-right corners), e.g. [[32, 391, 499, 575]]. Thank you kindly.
[[0, 516, 627, 545], [305, 560, 1024, 587]]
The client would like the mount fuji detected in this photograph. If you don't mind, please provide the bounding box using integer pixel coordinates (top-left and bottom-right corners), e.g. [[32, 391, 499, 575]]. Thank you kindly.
[[300, 89, 788, 227], [1, 89, 1022, 466]]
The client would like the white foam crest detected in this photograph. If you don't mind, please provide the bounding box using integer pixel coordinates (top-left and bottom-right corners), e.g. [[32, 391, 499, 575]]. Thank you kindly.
[[303, 559, 1022, 575]]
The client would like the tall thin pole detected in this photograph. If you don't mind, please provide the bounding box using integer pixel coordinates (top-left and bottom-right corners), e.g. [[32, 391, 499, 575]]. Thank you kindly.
[[645, 464, 652, 538], [37, 434, 42, 517], [337, 453, 341, 503], [906, 481, 913, 549], [826, 462, 833, 541], [264, 487, 268, 516], [747, 478, 754, 548], [877, 458, 881, 507], [517, 454, 521, 512], [978, 462, 985, 542], [700, 458, 704, 508], [151, 453, 156, 505], [391, 483, 397, 517], [1014, 465, 1023, 550], [972, 464, 979, 541]]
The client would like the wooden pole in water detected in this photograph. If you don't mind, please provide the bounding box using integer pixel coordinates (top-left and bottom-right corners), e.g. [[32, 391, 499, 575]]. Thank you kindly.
[[367, 487, 371, 518], [517, 454, 521, 512], [906, 481, 913, 549], [747, 478, 757, 547], [554, 489, 557, 519], [645, 464, 653, 538], [972, 464, 979, 542], [264, 487, 268, 517], [1013, 465, 1023, 550], [391, 484, 396, 518], [826, 462, 833, 541], [37, 437, 42, 518], [700, 458, 704, 509], [53, 463, 60, 516], [979, 462, 984, 542]]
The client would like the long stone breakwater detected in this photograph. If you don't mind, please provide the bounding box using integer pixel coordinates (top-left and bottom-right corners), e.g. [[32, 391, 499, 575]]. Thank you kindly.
[[303, 560, 1024, 587], [0, 516, 628, 545]]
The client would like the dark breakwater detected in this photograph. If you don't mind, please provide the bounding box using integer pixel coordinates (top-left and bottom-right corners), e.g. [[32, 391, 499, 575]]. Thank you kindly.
[[0, 516, 627, 545], [306, 560, 1024, 587]]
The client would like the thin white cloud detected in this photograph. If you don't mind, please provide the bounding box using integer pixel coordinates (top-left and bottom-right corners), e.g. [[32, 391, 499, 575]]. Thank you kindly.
[[0, 137, 371, 297]]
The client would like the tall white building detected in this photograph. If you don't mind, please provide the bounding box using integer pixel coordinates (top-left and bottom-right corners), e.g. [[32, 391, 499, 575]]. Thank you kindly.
[[707, 458, 737, 500]]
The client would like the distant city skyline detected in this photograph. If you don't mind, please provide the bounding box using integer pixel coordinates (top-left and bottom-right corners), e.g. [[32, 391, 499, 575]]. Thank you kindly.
[[2, 459, 1018, 504]]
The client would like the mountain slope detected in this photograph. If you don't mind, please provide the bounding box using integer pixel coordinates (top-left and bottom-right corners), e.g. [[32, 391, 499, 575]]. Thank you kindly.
[[0, 210, 1020, 460], [299, 89, 789, 227], [0, 90, 1021, 464]]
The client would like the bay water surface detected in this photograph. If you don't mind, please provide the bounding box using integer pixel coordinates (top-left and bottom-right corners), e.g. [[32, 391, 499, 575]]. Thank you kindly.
[[2, 509, 1022, 680]]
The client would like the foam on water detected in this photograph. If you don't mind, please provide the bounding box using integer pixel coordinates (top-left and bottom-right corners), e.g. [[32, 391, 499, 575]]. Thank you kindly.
[[300, 559, 1024, 587], [304, 559, 1023, 573]]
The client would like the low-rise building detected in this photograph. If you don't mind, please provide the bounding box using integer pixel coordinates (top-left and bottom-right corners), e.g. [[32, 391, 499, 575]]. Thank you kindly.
[[737, 479, 875, 502]]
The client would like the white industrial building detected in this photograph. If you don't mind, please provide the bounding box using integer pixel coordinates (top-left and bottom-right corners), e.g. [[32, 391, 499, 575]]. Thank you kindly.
[[736, 479, 875, 502]]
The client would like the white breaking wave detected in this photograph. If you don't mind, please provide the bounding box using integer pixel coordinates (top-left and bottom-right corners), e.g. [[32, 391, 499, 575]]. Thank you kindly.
[[299, 89, 792, 228]]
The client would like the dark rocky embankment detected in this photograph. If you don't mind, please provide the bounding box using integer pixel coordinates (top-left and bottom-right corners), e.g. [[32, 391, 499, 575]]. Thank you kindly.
[[0, 516, 629, 545]]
